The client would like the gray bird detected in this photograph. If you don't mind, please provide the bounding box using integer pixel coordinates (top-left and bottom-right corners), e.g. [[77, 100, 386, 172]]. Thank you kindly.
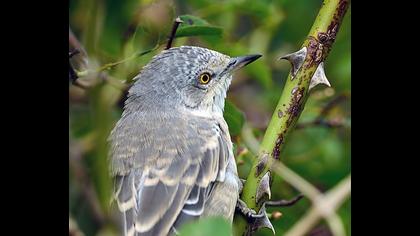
[[108, 46, 261, 236]]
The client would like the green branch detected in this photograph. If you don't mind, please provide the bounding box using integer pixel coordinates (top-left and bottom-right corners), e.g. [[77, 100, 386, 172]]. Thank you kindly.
[[235, 0, 349, 235]]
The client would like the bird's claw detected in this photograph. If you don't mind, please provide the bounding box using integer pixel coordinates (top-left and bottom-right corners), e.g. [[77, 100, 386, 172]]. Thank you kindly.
[[236, 199, 275, 235], [236, 172, 275, 235], [236, 199, 257, 218], [249, 204, 275, 235]]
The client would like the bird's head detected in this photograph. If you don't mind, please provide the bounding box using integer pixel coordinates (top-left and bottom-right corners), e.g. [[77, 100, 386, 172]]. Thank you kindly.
[[126, 46, 261, 115]]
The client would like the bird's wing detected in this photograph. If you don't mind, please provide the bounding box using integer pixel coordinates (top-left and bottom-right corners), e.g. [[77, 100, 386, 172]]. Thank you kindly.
[[108, 112, 231, 236]]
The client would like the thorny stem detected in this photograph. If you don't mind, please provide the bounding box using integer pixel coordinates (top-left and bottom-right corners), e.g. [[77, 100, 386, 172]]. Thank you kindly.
[[236, 0, 349, 235]]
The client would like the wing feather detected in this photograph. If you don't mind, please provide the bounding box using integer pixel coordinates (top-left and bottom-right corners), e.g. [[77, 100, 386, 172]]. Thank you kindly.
[[109, 112, 231, 236]]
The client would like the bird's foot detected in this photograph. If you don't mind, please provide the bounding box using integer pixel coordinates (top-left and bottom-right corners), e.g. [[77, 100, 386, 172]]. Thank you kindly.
[[236, 199, 275, 235], [236, 172, 275, 235], [237, 171, 305, 235]]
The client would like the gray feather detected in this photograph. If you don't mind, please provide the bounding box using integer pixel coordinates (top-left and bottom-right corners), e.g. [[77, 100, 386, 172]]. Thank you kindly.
[[109, 112, 232, 235], [144, 184, 190, 236], [135, 182, 180, 232], [181, 187, 206, 216]]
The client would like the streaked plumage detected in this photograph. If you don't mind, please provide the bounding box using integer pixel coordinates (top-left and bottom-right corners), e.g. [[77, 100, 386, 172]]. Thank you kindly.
[[108, 46, 260, 236]]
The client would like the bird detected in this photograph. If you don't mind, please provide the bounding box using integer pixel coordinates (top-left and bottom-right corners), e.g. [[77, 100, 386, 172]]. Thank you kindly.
[[108, 45, 261, 236]]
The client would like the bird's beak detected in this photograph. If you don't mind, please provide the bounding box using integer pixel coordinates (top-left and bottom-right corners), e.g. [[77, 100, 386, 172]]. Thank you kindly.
[[226, 54, 262, 73], [219, 54, 261, 78]]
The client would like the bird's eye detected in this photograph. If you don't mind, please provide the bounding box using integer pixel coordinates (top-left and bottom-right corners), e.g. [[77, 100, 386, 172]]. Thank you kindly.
[[198, 72, 211, 84]]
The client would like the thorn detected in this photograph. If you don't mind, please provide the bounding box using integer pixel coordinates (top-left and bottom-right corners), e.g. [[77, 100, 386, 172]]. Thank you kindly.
[[278, 47, 307, 79], [255, 153, 269, 177], [238, 201, 275, 235], [251, 204, 275, 235], [256, 172, 271, 204], [309, 62, 331, 90]]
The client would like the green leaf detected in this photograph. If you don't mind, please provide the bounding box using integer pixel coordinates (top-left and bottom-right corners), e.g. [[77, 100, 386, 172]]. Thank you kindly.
[[178, 217, 232, 236], [176, 15, 223, 38], [224, 100, 245, 136]]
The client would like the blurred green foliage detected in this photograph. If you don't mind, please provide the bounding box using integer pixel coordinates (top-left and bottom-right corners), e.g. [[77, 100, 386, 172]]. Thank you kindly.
[[69, 0, 350, 235], [224, 101, 246, 136], [176, 15, 223, 37], [178, 217, 232, 236]]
